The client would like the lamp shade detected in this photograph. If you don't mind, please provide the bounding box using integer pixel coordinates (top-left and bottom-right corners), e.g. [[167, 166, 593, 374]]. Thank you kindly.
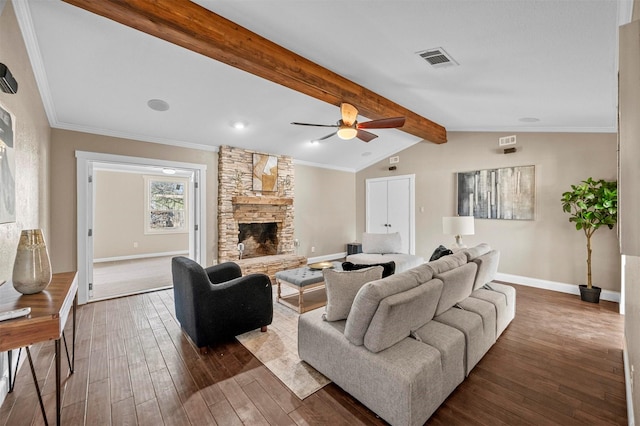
[[442, 216, 475, 236]]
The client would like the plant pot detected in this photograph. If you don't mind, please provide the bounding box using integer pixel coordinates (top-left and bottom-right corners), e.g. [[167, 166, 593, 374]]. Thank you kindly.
[[579, 284, 601, 303]]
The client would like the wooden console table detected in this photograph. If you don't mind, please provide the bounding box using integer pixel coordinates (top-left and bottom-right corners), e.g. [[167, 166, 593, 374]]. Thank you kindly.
[[0, 271, 78, 426]]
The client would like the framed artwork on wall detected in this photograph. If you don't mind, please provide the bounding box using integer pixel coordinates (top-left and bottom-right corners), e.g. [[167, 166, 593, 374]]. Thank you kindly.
[[457, 165, 535, 220], [253, 153, 278, 192], [0, 101, 15, 224]]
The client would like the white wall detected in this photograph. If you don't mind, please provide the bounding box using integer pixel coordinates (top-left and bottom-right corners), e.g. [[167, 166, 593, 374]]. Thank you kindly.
[[94, 170, 188, 259]]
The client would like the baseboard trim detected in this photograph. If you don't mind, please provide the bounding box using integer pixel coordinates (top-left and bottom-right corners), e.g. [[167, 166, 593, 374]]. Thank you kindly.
[[94, 251, 189, 263], [495, 272, 621, 303], [624, 338, 635, 426], [308, 252, 346, 264]]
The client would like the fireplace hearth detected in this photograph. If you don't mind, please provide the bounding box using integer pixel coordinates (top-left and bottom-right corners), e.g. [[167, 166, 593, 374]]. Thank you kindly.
[[238, 222, 279, 259]]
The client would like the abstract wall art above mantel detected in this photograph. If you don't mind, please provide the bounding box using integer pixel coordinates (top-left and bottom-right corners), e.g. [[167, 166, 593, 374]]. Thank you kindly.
[[253, 153, 278, 192], [457, 165, 535, 220]]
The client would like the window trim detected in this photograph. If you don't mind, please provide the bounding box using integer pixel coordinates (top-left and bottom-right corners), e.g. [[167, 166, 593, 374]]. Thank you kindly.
[[143, 175, 189, 235]]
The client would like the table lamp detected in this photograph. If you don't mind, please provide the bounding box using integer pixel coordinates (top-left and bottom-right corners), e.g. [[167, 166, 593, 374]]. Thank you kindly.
[[442, 216, 475, 249]]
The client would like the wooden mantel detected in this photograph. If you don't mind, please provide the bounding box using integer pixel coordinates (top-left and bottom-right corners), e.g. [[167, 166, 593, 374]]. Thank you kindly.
[[232, 196, 293, 206]]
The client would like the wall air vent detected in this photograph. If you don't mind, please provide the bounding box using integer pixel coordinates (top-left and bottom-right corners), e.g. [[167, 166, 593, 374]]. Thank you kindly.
[[499, 135, 517, 146], [416, 47, 458, 68]]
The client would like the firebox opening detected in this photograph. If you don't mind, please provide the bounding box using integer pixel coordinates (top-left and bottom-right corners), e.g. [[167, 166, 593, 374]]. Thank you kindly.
[[238, 222, 279, 259]]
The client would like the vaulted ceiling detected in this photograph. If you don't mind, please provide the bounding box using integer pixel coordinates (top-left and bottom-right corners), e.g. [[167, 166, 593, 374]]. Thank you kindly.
[[13, 0, 629, 171]]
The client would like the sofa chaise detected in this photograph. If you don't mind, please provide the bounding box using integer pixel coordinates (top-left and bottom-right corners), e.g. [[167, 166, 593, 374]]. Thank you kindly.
[[346, 232, 424, 273], [298, 243, 514, 426]]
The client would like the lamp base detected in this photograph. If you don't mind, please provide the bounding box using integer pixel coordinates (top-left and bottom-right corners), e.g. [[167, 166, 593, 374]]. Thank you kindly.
[[451, 235, 467, 250]]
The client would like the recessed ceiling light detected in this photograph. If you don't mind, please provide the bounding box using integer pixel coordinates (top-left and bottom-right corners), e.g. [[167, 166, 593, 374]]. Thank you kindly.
[[147, 99, 170, 112], [519, 117, 540, 123], [162, 168, 176, 175], [231, 121, 248, 130]]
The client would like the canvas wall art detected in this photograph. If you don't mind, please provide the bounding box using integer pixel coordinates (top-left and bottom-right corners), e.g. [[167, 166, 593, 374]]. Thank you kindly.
[[253, 153, 278, 192], [457, 165, 535, 220], [0, 101, 15, 224]]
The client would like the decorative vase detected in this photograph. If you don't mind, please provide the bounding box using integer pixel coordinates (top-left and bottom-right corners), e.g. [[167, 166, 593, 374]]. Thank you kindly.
[[12, 229, 52, 294]]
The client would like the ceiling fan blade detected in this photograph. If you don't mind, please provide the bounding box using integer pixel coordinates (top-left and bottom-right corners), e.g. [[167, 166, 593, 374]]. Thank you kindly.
[[291, 122, 339, 127], [341, 103, 358, 126], [314, 131, 338, 141], [357, 117, 406, 129], [356, 129, 378, 142]]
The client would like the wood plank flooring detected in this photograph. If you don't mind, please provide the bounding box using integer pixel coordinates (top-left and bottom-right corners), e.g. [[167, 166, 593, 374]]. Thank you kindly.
[[0, 284, 626, 425], [92, 256, 175, 300]]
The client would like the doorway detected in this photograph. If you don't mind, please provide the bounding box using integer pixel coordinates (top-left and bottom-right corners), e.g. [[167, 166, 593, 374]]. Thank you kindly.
[[76, 151, 207, 304], [366, 174, 416, 254]]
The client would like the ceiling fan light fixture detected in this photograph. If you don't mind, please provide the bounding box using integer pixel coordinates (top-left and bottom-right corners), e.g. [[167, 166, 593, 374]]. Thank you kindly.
[[337, 127, 357, 140]]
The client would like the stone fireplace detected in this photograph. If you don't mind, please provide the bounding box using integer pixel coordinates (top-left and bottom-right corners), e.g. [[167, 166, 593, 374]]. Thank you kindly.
[[238, 222, 279, 258], [218, 146, 306, 280]]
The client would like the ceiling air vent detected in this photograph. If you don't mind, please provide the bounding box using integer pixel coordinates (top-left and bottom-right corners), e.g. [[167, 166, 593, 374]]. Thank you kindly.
[[416, 47, 458, 68]]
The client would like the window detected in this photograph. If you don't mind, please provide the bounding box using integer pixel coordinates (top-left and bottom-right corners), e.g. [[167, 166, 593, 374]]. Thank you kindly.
[[144, 176, 188, 234]]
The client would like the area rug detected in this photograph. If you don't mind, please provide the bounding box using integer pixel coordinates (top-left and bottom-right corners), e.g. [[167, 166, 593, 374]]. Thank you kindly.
[[236, 299, 331, 400]]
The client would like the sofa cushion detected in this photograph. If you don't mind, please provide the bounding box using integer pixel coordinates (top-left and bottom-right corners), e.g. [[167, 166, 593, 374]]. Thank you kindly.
[[407, 263, 435, 285], [471, 250, 500, 290], [342, 261, 396, 278], [361, 232, 402, 254], [426, 251, 468, 275], [434, 262, 478, 316], [364, 279, 443, 353], [463, 243, 492, 261], [344, 270, 421, 345], [412, 320, 466, 397], [323, 266, 383, 322]]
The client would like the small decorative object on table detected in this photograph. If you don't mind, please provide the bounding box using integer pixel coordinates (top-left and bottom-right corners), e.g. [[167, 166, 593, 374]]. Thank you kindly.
[[12, 229, 52, 294], [308, 261, 334, 270]]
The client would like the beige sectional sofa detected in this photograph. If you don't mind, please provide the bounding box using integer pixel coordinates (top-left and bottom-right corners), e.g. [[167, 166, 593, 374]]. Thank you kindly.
[[298, 243, 515, 426]]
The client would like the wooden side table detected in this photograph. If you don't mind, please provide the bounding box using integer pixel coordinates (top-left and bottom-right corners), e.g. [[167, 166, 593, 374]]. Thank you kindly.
[[0, 272, 78, 426]]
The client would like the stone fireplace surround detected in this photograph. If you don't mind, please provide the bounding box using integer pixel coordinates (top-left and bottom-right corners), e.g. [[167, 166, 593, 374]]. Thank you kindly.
[[218, 146, 306, 281]]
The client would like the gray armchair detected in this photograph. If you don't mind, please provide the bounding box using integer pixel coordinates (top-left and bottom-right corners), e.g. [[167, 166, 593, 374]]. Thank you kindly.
[[171, 256, 273, 352]]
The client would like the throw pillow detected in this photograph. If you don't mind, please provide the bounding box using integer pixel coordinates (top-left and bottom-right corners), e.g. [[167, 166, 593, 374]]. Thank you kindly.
[[361, 232, 402, 254], [323, 266, 383, 322], [341, 261, 395, 278], [429, 245, 453, 261]]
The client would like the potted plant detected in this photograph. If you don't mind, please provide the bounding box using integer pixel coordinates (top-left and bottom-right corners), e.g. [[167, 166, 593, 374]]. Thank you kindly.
[[561, 178, 617, 303]]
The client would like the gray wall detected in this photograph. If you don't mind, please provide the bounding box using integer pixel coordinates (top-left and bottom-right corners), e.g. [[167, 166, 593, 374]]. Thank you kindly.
[[620, 7, 640, 423], [294, 164, 356, 257], [0, 0, 51, 406], [356, 131, 620, 292]]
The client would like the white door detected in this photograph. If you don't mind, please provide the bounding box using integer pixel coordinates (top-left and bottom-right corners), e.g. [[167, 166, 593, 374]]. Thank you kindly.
[[387, 178, 411, 254], [367, 180, 389, 234], [366, 175, 415, 254]]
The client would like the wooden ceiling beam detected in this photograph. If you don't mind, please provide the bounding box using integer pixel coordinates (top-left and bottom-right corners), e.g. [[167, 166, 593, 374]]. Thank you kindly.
[[63, 0, 447, 144]]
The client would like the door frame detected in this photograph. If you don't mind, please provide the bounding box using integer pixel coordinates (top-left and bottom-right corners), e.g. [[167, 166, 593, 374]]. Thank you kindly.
[[365, 174, 416, 254], [76, 151, 207, 304]]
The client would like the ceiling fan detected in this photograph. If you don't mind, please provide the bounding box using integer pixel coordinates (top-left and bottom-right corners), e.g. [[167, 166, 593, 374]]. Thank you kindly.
[[291, 102, 406, 142]]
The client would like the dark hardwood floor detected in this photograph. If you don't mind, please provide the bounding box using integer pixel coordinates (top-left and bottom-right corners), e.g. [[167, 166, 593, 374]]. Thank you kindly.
[[0, 283, 626, 425]]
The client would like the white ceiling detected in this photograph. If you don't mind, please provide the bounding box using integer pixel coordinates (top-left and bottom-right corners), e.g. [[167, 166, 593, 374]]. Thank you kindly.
[[13, 0, 630, 172]]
